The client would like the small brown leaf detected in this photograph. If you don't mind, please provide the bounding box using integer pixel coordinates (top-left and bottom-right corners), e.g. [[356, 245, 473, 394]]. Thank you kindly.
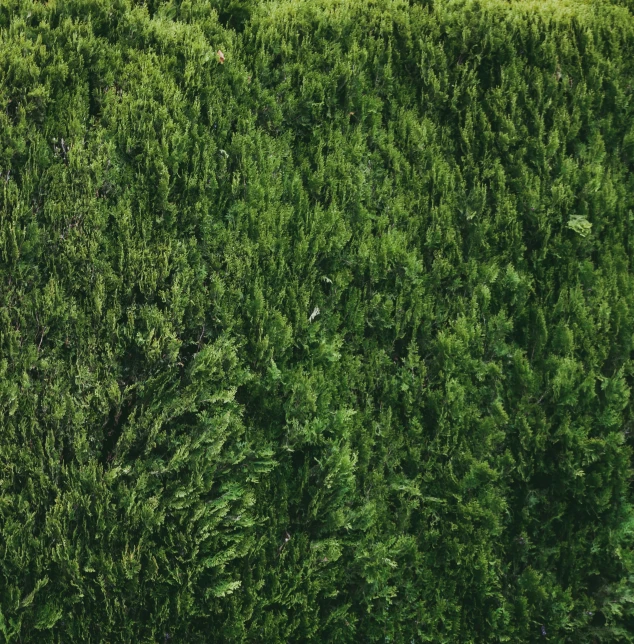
[[217, 50, 225, 64]]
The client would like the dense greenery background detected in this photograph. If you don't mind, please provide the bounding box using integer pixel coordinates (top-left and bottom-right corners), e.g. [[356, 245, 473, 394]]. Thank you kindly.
[[1, 0, 634, 640]]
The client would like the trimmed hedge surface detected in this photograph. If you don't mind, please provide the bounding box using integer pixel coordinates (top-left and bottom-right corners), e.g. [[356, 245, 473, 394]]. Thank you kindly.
[[1, 0, 634, 640]]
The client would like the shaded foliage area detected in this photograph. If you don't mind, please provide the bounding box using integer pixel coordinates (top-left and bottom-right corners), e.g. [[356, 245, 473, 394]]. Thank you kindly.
[[1, 0, 634, 641]]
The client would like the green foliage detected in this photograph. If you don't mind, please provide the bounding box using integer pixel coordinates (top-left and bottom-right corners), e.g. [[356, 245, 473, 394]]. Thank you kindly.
[[1, 0, 633, 640]]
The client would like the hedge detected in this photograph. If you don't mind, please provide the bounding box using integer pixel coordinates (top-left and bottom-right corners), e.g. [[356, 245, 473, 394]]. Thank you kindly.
[[1, 0, 634, 640]]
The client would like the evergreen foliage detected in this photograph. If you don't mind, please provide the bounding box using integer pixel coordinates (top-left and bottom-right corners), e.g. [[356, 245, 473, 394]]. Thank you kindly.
[[1, 0, 634, 640]]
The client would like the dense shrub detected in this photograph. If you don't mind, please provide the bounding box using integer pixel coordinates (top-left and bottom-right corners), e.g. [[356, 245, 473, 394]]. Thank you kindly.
[[1, 0, 633, 641]]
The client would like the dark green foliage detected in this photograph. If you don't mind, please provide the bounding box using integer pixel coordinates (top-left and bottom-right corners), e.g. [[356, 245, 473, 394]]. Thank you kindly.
[[1, 0, 634, 640], [212, 0, 259, 31]]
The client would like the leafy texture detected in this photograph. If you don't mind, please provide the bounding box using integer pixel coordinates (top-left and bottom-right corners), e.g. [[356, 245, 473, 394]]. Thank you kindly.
[[1, 0, 634, 641]]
